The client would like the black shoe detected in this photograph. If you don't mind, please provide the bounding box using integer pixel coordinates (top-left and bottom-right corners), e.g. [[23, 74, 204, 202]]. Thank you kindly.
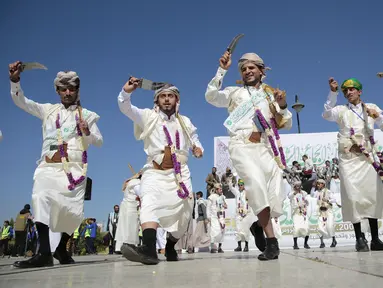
[[330, 240, 337, 248], [370, 238, 383, 251], [293, 245, 299, 250], [121, 244, 159, 265], [243, 246, 249, 252], [53, 250, 75, 265], [13, 253, 54, 268], [234, 246, 242, 252], [250, 221, 266, 252], [218, 248, 224, 253], [210, 249, 218, 253], [319, 243, 325, 248], [356, 237, 369, 252], [304, 244, 310, 249], [165, 244, 178, 262], [258, 238, 280, 261]]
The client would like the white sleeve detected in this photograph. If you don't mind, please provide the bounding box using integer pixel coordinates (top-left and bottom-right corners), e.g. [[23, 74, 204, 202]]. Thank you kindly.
[[83, 122, 103, 147], [10, 81, 50, 120], [189, 121, 204, 152], [117, 89, 145, 129], [133, 185, 141, 197], [205, 67, 235, 108], [322, 91, 342, 122]]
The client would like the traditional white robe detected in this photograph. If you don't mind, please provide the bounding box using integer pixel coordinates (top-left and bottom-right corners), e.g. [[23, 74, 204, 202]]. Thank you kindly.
[[312, 188, 337, 239], [288, 190, 309, 238], [230, 187, 255, 242], [323, 91, 383, 223], [205, 67, 292, 218], [207, 193, 226, 243], [156, 228, 167, 250], [115, 179, 141, 251], [118, 89, 203, 239], [11, 82, 103, 234]]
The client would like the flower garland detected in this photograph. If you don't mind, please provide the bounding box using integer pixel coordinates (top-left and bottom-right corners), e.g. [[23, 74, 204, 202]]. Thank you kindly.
[[238, 192, 248, 217], [349, 104, 383, 180], [249, 85, 287, 169], [296, 193, 307, 220], [56, 113, 88, 191], [255, 109, 286, 169], [163, 125, 190, 199], [217, 197, 226, 229]]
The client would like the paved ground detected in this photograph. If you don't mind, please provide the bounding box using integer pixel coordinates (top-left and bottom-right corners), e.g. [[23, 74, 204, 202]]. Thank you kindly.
[[1, 246, 382, 287]]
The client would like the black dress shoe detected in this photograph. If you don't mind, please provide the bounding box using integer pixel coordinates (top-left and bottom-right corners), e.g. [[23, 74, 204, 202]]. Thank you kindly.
[[243, 246, 249, 252], [258, 238, 280, 261], [53, 250, 75, 265], [234, 246, 242, 252], [165, 244, 178, 262], [121, 244, 159, 265], [13, 253, 54, 268], [218, 248, 224, 253], [330, 240, 337, 248], [293, 245, 299, 250], [210, 249, 217, 253], [250, 221, 266, 252], [356, 237, 369, 252], [304, 244, 310, 249], [319, 243, 325, 248], [370, 238, 383, 251]]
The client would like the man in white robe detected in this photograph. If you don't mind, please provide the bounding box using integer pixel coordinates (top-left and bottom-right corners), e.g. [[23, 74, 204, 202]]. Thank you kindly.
[[207, 183, 227, 253], [118, 77, 203, 264], [9, 61, 103, 268], [312, 179, 338, 248], [107, 205, 120, 254], [205, 51, 292, 260], [323, 77, 383, 251], [193, 192, 210, 249], [288, 181, 310, 249], [116, 172, 141, 253], [230, 179, 254, 252]]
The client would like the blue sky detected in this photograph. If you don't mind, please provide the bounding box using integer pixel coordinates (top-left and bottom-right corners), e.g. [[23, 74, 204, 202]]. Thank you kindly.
[[1, 0, 383, 228]]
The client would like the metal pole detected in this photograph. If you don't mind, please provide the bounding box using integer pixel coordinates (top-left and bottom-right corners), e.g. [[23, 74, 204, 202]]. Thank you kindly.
[[296, 112, 301, 134]]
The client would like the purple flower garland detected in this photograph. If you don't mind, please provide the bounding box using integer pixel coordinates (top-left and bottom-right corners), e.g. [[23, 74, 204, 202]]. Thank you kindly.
[[163, 125, 190, 199], [56, 113, 87, 191]]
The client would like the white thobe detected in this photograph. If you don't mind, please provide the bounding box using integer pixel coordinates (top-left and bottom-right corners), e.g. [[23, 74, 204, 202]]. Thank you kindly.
[[312, 188, 337, 238], [115, 180, 141, 251], [230, 187, 256, 242], [118, 89, 203, 239], [323, 91, 383, 223], [288, 190, 309, 238], [205, 67, 292, 218], [207, 193, 226, 243], [11, 82, 103, 234]]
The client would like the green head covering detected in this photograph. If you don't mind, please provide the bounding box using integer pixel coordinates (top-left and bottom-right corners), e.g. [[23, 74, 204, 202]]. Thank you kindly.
[[238, 179, 245, 186], [341, 78, 362, 92]]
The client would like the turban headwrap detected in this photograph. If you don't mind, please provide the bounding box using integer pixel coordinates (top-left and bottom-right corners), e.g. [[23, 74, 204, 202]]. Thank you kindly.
[[238, 179, 245, 186], [341, 78, 362, 92], [237, 53, 271, 82], [54, 71, 80, 101], [317, 179, 326, 185], [293, 180, 302, 188], [153, 83, 180, 113]]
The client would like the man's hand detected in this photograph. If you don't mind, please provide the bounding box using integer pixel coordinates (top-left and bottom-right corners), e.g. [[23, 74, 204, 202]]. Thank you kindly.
[[367, 107, 380, 119], [123, 76, 140, 93], [274, 88, 287, 108], [219, 51, 232, 70], [329, 77, 338, 92], [78, 119, 91, 136], [192, 146, 203, 158], [9, 61, 23, 82]]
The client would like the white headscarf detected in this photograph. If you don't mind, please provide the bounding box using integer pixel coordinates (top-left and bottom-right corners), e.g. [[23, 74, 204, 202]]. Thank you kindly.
[[153, 84, 180, 113], [238, 53, 271, 82]]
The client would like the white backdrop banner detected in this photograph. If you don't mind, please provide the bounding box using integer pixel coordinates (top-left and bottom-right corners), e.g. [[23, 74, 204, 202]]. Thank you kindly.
[[213, 130, 383, 250]]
